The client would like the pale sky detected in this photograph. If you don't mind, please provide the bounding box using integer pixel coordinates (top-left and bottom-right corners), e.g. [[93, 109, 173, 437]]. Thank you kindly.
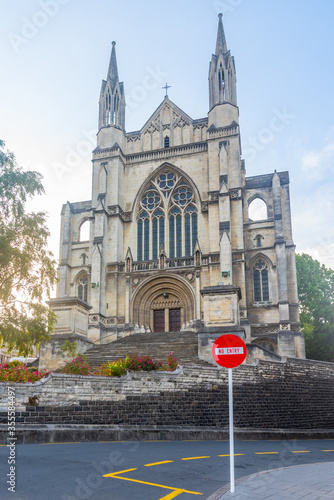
[[1, 0, 334, 270]]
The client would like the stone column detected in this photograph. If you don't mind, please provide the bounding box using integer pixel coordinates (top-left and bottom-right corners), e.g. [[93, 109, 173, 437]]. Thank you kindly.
[[272, 172, 290, 327], [125, 276, 130, 324], [195, 270, 201, 320]]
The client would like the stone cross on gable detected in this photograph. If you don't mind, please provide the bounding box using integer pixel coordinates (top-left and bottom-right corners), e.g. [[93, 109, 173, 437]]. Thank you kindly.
[[162, 83, 171, 97]]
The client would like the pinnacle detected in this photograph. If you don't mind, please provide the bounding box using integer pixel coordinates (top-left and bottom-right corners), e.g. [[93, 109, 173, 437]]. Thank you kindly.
[[216, 11, 228, 55]]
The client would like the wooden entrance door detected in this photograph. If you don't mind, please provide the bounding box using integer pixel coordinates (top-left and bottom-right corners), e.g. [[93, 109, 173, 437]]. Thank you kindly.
[[154, 310, 165, 332], [169, 308, 181, 332]]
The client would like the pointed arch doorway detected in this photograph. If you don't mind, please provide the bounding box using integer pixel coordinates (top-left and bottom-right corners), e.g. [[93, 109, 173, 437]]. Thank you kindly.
[[132, 275, 195, 333], [152, 293, 182, 332]]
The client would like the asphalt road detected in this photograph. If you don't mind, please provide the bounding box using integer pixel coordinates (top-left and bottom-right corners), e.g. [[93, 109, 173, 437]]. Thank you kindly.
[[1, 439, 334, 500]]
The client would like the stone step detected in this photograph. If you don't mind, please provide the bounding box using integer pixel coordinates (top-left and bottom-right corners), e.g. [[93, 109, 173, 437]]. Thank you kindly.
[[84, 331, 212, 368]]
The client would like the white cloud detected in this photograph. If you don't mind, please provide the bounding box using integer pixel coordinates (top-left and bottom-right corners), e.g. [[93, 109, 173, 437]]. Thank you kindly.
[[301, 127, 334, 180]]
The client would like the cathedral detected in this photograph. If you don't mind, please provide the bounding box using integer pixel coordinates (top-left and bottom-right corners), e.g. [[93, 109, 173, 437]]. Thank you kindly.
[[46, 15, 305, 367]]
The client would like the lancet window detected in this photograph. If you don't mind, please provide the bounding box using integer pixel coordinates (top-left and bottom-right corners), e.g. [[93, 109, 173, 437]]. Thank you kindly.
[[77, 274, 88, 302], [137, 171, 198, 261], [253, 258, 269, 302]]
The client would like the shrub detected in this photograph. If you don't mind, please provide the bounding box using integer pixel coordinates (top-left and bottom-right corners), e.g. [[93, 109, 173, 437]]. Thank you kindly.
[[126, 354, 163, 372], [164, 352, 178, 371], [8, 360, 24, 368], [58, 356, 90, 376], [92, 353, 178, 377], [94, 359, 127, 377], [61, 340, 78, 359], [0, 363, 49, 383]]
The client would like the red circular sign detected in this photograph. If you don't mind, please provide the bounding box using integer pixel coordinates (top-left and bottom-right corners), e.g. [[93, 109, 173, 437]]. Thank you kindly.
[[212, 334, 247, 368]]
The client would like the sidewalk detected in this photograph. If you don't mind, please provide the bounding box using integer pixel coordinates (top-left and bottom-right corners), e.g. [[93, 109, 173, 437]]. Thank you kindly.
[[208, 461, 334, 499]]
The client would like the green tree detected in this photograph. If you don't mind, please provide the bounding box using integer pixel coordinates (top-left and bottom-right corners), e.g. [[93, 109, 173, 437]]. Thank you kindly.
[[0, 140, 57, 356], [296, 253, 334, 362]]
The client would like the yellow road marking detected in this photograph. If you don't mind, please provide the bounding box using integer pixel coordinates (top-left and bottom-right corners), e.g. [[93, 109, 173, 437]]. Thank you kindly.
[[104, 468, 138, 476], [322, 450, 334, 452], [218, 454, 244, 457], [98, 440, 127, 443], [291, 450, 310, 453], [145, 461, 174, 467], [40, 442, 80, 445], [103, 470, 202, 495], [181, 456, 210, 461], [159, 490, 187, 499], [255, 452, 279, 455]]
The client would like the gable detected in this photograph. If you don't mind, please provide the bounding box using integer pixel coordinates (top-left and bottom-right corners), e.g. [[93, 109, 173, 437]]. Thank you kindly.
[[141, 98, 193, 135]]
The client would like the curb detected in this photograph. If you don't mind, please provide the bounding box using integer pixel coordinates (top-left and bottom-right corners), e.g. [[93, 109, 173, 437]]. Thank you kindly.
[[1, 425, 334, 444]]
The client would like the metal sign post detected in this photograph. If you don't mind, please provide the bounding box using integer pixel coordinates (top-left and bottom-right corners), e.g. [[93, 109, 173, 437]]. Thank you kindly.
[[228, 367, 235, 493], [212, 334, 247, 494]]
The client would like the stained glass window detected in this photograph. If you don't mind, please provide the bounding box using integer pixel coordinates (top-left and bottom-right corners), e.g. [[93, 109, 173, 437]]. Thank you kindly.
[[78, 275, 88, 302], [176, 214, 182, 257], [185, 213, 191, 256], [169, 215, 175, 258], [144, 218, 149, 261], [159, 217, 165, 251], [152, 218, 158, 260], [142, 189, 160, 211], [137, 172, 198, 262], [173, 185, 193, 206], [137, 219, 143, 261], [254, 270, 261, 302], [262, 269, 269, 301], [253, 260, 270, 302], [192, 212, 198, 252]]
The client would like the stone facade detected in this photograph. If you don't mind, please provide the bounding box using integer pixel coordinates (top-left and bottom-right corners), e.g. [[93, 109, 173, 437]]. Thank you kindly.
[[46, 15, 305, 367]]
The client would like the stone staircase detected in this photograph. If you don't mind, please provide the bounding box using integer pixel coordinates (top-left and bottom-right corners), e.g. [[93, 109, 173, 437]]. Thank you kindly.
[[84, 331, 213, 368]]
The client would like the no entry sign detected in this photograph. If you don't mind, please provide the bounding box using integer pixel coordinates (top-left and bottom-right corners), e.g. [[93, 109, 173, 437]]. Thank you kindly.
[[212, 334, 247, 494], [212, 334, 247, 369]]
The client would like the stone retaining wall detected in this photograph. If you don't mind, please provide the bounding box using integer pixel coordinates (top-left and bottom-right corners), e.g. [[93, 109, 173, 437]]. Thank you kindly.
[[1, 358, 334, 431]]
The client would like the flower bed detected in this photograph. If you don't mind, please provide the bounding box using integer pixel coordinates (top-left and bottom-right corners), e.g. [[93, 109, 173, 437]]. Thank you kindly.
[[0, 353, 179, 382], [0, 361, 49, 383], [59, 353, 179, 377]]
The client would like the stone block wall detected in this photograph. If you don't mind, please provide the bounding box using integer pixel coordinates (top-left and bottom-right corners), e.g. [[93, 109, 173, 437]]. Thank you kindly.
[[1, 358, 334, 430]]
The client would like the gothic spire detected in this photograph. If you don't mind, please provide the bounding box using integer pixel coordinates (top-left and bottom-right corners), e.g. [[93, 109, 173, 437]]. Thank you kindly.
[[98, 41, 125, 130], [215, 13, 228, 55], [209, 13, 237, 109], [107, 41, 119, 85]]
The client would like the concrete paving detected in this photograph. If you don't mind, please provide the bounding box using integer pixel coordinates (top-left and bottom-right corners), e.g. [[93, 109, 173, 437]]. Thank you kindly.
[[209, 461, 334, 499]]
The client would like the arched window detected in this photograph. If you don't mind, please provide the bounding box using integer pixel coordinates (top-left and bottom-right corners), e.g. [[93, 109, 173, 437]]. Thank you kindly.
[[137, 211, 149, 262], [255, 234, 263, 248], [248, 197, 267, 221], [137, 170, 198, 262], [164, 136, 170, 148], [78, 275, 88, 302], [253, 258, 269, 302], [79, 220, 90, 242], [99, 165, 107, 193], [219, 65, 225, 102], [81, 253, 87, 265], [105, 90, 111, 125], [152, 209, 164, 260]]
